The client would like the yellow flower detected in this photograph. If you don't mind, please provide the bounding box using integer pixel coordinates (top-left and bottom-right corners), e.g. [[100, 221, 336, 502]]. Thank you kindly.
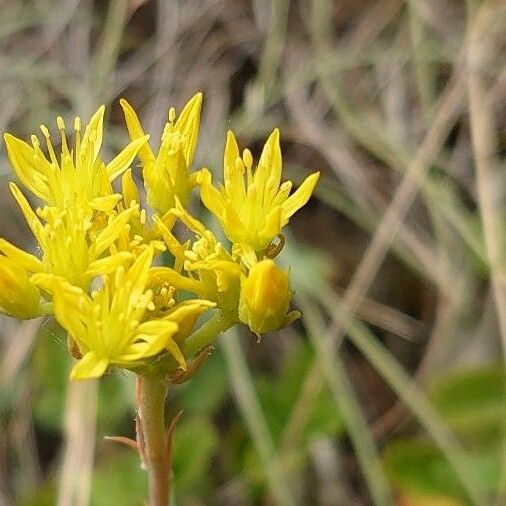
[[238, 259, 300, 335], [33, 247, 187, 381], [112, 168, 168, 256], [199, 129, 320, 252], [0, 241, 45, 319], [152, 200, 242, 312], [4, 106, 148, 210], [10, 182, 135, 289], [120, 93, 203, 216]]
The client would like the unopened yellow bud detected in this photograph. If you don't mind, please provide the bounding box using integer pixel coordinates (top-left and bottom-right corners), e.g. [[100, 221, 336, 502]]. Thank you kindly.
[[239, 259, 292, 334], [0, 256, 42, 319]]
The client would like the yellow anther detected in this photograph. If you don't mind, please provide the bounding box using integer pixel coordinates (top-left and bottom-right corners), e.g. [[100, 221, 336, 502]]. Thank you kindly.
[[30, 135, 40, 149], [57, 116, 66, 130], [242, 149, 253, 169], [40, 125, 50, 138], [168, 107, 176, 123]]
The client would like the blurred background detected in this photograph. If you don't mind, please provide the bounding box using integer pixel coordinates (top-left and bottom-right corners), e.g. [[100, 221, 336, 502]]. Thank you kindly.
[[0, 0, 506, 505]]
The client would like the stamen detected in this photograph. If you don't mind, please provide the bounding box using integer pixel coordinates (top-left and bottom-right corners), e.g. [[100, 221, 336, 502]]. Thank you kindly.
[[74, 117, 81, 168], [168, 107, 176, 124], [242, 149, 253, 169], [57, 116, 70, 160], [30, 135, 40, 150], [40, 125, 58, 166]]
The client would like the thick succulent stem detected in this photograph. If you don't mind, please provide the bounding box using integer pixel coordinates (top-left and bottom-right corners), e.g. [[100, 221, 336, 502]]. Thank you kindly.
[[137, 374, 169, 506]]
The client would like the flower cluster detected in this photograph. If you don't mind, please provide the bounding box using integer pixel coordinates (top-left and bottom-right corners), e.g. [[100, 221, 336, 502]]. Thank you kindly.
[[0, 93, 319, 381]]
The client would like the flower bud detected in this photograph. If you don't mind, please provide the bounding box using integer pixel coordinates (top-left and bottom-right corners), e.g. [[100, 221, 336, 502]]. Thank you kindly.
[[0, 256, 42, 319], [239, 259, 294, 335]]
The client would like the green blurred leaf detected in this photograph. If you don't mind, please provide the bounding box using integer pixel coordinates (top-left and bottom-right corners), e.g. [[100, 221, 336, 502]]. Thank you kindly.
[[172, 416, 219, 496], [19, 481, 56, 506], [429, 366, 505, 448], [178, 349, 228, 415], [256, 343, 343, 444], [97, 373, 134, 435], [91, 449, 147, 506], [31, 328, 68, 431], [383, 439, 499, 502]]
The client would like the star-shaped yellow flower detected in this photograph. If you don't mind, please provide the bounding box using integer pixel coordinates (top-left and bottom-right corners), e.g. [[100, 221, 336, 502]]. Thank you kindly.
[[199, 129, 320, 253], [4, 106, 148, 211], [33, 247, 187, 380], [152, 200, 242, 312], [10, 182, 136, 289], [120, 93, 203, 216]]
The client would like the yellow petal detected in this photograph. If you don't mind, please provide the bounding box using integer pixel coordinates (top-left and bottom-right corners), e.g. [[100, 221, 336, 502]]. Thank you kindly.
[[91, 206, 136, 257], [271, 180, 293, 207], [137, 319, 179, 337], [106, 135, 150, 181], [238, 259, 292, 334], [165, 337, 187, 370], [223, 204, 245, 240], [281, 172, 320, 223], [119, 98, 156, 168], [149, 267, 207, 298], [121, 168, 140, 206], [85, 251, 132, 280], [70, 351, 109, 381], [198, 169, 226, 221], [258, 205, 282, 249], [0, 238, 43, 273], [0, 256, 42, 319], [122, 321, 178, 362], [154, 216, 186, 271], [172, 198, 209, 237], [232, 243, 257, 269], [9, 183, 44, 243], [4, 133, 50, 201], [80, 106, 105, 166], [256, 128, 281, 192], [165, 300, 215, 343], [125, 246, 153, 295], [49, 281, 91, 348], [89, 194, 122, 212], [223, 130, 240, 183], [168, 149, 191, 201], [174, 92, 203, 165]]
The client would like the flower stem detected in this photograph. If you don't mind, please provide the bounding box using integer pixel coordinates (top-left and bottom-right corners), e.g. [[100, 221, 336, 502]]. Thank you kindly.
[[137, 374, 169, 506], [182, 310, 236, 358]]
